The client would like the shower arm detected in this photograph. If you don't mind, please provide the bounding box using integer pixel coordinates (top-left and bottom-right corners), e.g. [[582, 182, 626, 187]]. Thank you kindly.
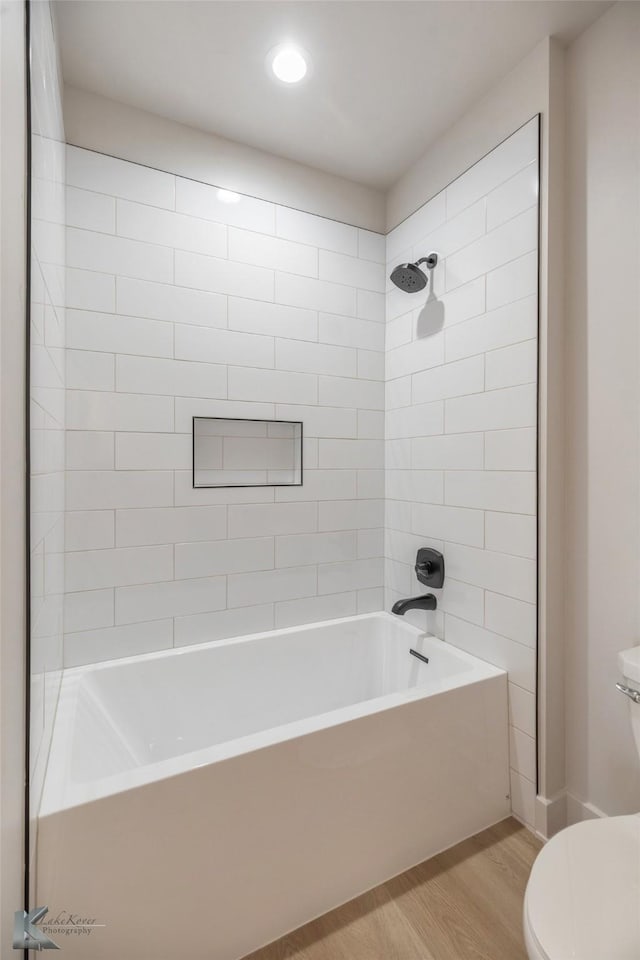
[[416, 254, 438, 269]]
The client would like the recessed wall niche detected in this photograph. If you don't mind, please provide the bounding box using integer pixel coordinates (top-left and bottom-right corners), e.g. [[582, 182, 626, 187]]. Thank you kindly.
[[192, 417, 303, 488]]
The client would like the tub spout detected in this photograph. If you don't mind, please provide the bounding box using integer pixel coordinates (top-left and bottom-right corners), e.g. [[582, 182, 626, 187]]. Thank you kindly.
[[391, 594, 437, 616]]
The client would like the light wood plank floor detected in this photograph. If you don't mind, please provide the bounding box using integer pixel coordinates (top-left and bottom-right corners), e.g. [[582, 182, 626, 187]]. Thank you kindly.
[[244, 818, 541, 960]]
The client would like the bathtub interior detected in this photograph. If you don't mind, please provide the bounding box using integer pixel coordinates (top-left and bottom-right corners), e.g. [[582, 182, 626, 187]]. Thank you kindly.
[[42, 613, 505, 815]]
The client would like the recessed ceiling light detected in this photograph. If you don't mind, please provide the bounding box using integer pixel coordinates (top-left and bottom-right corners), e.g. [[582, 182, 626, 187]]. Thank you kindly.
[[217, 189, 241, 204], [269, 44, 308, 84]]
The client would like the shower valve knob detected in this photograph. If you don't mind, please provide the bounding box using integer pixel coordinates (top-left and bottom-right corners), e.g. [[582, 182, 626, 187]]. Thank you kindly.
[[415, 548, 445, 589]]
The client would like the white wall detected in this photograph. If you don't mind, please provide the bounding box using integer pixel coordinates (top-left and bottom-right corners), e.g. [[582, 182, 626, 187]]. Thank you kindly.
[[0, 0, 28, 937], [63, 146, 386, 667], [64, 86, 385, 234], [564, 1, 640, 820], [384, 119, 539, 828], [29, 0, 66, 839]]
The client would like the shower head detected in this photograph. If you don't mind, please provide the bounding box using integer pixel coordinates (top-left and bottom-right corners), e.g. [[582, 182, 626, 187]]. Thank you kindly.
[[390, 252, 438, 293]]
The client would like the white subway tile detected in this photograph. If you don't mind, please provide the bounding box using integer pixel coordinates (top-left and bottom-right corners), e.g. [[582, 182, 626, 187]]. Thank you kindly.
[[115, 433, 191, 470], [318, 439, 384, 469], [485, 512, 536, 559], [412, 503, 484, 548], [176, 178, 275, 233], [319, 499, 384, 531], [275, 531, 357, 568], [485, 427, 537, 471], [276, 206, 356, 255], [66, 391, 174, 432], [357, 587, 383, 614], [386, 312, 412, 351], [174, 472, 274, 507], [445, 119, 538, 219], [386, 332, 445, 380], [229, 227, 317, 277], [509, 682, 536, 738], [438, 578, 484, 625], [228, 366, 317, 405], [358, 229, 385, 263], [229, 298, 317, 341], [485, 592, 536, 647], [115, 576, 226, 625], [358, 350, 384, 381], [276, 273, 356, 317], [274, 470, 357, 502], [446, 543, 535, 603], [228, 566, 317, 608], [117, 277, 227, 329], [116, 505, 227, 547], [386, 377, 412, 411], [66, 309, 173, 357], [274, 404, 356, 439], [411, 199, 486, 261], [445, 471, 536, 514], [510, 726, 536, 782], [174, 603, 275, 647], [411, 434, 484, 470], [357, 410, 384, 439], [445, 614, 536, 692], [510, 769, 536, 826], [386, 470, 444, 503], [319, 314, 384, 352], [357, 289, 385, 324], [319, 250, 385, 293], [67, 146, 175, 207], [445, 208, 537, 291], [412, 356, 484, 404], [66, 470, 173, 511], [175, 537, 274, 579], [175, 250, 274, 300], [357, 528, 384, 559], [64, 619, 173, 669], [319, 376, 384, 411], [228, 502, 317, 539], [66, 186, 115, 233], [66, 350, 115, 391], [318, 557, 383, 594], [275, 339, 356, 377], [485, 339, 537, 390], [275, 592, 356, 629], [117, 199, 227, 257], [67, 227, 173, 283], [65, 510, 114, 552], [486, 251, 537, 311], [386, 401, 444, 439], [386, 193, 446, 262], [175, 397, 275, 433], [64, 589, 114, 634], [487, 162, 538, 231], [116, 355, 227, 399], [66, 431, 114, 471], [445, 296, 537, 362], [66, 267, 115, 313], [445, 384, 536, 434], [65, 544, 173, 592]]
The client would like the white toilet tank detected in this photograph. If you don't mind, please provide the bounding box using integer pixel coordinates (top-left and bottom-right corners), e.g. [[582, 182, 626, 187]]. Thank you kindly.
[[618, 645, 640, 757]]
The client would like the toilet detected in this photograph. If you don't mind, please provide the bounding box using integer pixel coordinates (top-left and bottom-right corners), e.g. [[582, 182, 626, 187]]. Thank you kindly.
[[523, 646, 640, 960]]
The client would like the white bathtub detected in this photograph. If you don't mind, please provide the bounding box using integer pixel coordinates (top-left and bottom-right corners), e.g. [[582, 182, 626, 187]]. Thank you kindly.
[[37, 612, 509, 959]]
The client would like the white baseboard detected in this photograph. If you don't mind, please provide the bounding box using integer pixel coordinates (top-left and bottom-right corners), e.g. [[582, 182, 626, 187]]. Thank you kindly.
[[535, 791, 607, 839]]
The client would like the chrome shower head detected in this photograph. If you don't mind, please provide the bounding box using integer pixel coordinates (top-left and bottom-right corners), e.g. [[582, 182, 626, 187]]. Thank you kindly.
[[390, 252, 438, 293]]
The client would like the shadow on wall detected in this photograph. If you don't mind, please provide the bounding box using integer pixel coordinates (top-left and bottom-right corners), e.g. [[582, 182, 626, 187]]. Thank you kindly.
[[416, 294, 445, 339]]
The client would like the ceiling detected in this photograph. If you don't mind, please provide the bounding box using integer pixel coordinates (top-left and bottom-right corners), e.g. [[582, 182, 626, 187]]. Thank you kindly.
[[55, 1, 609, 189]]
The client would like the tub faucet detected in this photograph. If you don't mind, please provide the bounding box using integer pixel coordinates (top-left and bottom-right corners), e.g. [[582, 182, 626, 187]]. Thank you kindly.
[[391, 594, 437, 616]]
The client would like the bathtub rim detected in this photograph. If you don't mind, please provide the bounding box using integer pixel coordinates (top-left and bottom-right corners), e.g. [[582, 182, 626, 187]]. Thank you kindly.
[[41, 612, 506, 818]]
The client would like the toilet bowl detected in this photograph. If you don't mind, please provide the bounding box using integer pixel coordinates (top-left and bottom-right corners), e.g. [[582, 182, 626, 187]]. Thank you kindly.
[[524, 645, 640, 960]]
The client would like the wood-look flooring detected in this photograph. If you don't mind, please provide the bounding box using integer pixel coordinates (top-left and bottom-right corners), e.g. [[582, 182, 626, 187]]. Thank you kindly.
[[244, 817, 541, 960]]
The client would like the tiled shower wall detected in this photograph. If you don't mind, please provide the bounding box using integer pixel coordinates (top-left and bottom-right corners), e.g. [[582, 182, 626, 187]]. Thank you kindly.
[[63, 147, 386, 666], [30, 0, 66, 818], [384, 118, 539, 825]]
